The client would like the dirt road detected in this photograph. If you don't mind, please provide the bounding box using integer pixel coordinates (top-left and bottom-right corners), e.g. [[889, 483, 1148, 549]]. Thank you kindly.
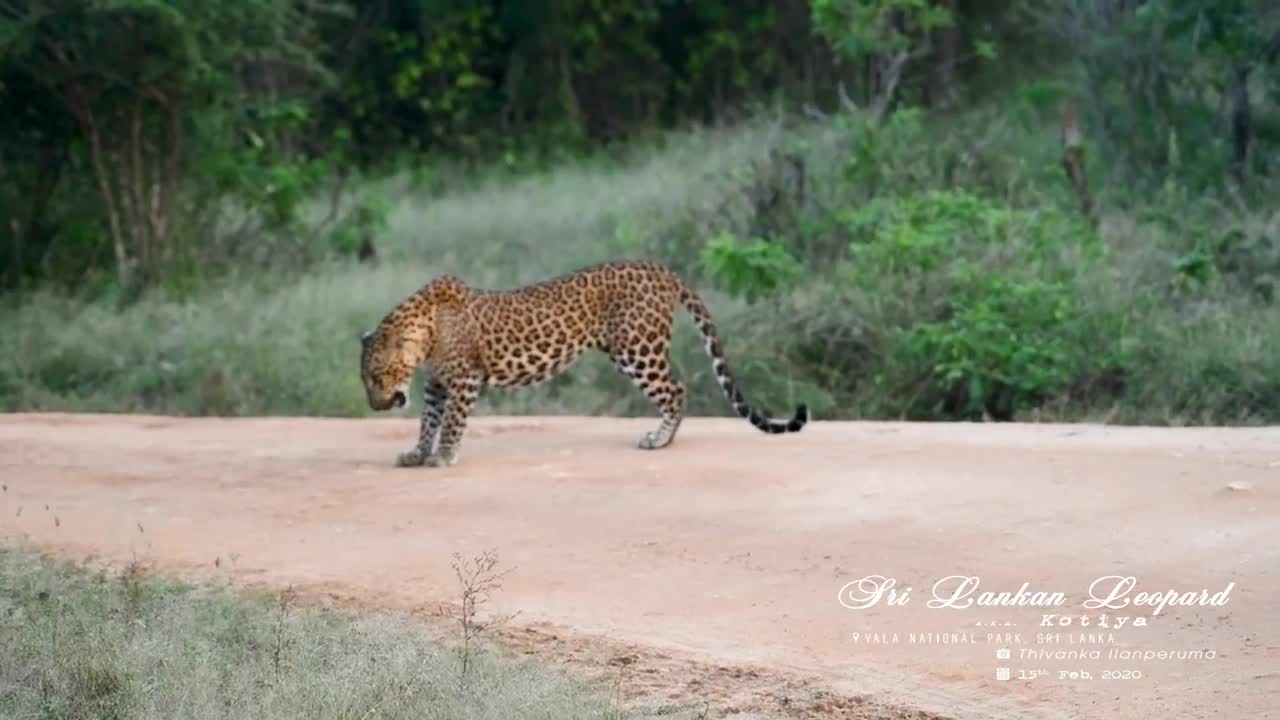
[[1, 413, 1276, 719]]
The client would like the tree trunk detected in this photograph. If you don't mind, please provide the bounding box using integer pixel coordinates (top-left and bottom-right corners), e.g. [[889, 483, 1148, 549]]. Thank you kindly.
[[557, 43, 582, 136], [933, 0, 958, 107], [1060, 103, 1095, 226], [125, 98, 152, 277], [78, 101, 132, 289], [1230, 65, 1250, 186], [155, 95, 185, 269], [48, 43, 132, 287]]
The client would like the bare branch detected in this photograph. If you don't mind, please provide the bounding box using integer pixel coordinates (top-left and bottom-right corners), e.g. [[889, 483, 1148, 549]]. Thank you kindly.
[[1060, 103, 1096, 226], [837, 80, 859, 112], [873, 49, 914, 123]]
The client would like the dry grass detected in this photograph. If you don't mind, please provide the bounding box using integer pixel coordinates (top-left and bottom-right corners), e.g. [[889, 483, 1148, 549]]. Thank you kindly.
[[0, 547, 695, 720]]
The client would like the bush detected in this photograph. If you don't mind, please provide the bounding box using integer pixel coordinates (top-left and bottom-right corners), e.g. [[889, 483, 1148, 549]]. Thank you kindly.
[[807, 189, 1124, 420], [700, 232, 803, 301], [897, 274, 1090, 419]]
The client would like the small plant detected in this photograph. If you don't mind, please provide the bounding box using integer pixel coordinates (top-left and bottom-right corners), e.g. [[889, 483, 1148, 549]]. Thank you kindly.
[[271, 585, 298, 678], [119, 557, 148, 617], [329, 192, 391, 260], [69, 658, 128, 717], [843, 189, 1015, 273], [447, 549, 518, 685], [700, 231, 803, 301], [1171, 248, 1216, 293]]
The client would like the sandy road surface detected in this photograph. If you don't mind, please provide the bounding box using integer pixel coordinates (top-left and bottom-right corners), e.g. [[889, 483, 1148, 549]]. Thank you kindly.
[[1, 413, 1277, 719]]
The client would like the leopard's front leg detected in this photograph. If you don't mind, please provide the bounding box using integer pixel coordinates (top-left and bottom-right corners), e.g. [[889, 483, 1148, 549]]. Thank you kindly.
[[396, 378, 447, 467], [425, 372, 482, 467]]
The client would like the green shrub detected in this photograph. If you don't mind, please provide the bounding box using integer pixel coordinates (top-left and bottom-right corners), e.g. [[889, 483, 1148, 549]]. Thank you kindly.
[[328, 192, 392, 259], [699, 232, 803, 301], [899, 274, 1088, 419], [831, 189, 1119, 419]]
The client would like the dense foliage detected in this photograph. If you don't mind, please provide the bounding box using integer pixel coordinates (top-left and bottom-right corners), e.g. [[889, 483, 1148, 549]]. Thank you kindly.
[[0, 0, 1028, 291], [1, 0, 1278, 424]]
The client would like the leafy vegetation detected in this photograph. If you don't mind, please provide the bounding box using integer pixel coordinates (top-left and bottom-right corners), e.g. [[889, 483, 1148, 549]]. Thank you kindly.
[[701, 233, 804, 301], [838, 190, 1111, 420], [1, 0, 1278, 424]]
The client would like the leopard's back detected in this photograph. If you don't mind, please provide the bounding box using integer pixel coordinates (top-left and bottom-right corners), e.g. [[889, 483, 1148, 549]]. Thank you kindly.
[[464, 260, 684, 388]]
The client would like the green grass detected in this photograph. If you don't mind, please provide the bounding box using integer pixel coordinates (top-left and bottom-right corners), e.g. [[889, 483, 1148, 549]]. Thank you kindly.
[[0, 117, 828, 420], [1, 107, 1278, 424], [0, 547, 691, 720]]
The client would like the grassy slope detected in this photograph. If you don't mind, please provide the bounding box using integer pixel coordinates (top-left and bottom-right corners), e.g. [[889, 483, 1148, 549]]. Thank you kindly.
[[1, 111, 1277, 424], [0, 120, 828, 420]]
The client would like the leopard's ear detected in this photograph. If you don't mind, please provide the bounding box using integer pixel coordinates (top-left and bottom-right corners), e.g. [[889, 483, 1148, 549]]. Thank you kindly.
[[360, 330, 374, 345]]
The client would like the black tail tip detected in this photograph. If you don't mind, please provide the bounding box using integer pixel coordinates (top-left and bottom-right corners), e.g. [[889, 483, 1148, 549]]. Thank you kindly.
[[787, 403, 810, 432], [748, 403, 811, 434]]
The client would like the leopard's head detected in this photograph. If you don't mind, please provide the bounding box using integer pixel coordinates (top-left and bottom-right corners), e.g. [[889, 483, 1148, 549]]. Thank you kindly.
[[359, 322, 420, 412], [360, 278, 458, 411]]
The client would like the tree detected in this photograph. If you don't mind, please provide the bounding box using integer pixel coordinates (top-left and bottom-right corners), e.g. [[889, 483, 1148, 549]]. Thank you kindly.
[[0, 0, 340, 290], [811, 0, 954, 119]]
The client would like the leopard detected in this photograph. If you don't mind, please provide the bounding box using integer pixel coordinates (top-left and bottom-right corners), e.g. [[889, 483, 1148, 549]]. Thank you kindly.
[[359, 260, 809, 467]]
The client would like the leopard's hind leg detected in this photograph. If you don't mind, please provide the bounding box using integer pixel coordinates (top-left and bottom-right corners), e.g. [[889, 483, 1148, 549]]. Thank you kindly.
[[606, 315, 686, 450]]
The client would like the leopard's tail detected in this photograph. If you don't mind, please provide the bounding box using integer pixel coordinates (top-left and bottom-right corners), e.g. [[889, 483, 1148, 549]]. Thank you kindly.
[[678, 283, 809, 434]]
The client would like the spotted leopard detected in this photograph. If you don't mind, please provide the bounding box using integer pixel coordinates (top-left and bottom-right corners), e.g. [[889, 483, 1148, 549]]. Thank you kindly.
[[359, 260, 809, 467]]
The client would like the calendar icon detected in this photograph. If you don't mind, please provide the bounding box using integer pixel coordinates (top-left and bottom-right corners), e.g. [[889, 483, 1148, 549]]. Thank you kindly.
[[996, 667, 1011, 681]]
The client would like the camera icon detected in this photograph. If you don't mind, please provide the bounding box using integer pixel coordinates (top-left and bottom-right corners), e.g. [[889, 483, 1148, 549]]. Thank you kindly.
[[996, 648, 1011, 660]]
